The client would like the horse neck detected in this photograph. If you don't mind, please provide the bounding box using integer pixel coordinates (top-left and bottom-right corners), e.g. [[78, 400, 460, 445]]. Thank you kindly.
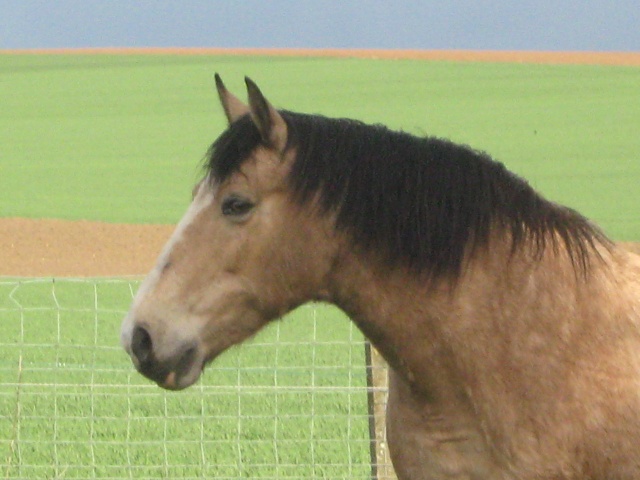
[[327, 245, 483, 402], [326, 235, 607, 403]]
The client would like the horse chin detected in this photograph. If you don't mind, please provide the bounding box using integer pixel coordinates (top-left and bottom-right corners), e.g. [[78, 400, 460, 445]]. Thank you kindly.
[[139, 344, 207, 392], [152, 316, 264, 391], [157, 348, 220, 391], [156, 360, 205, 391]]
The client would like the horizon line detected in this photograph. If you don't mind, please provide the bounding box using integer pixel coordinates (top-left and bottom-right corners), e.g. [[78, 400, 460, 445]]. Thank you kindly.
[[1, 47, 639, 66]]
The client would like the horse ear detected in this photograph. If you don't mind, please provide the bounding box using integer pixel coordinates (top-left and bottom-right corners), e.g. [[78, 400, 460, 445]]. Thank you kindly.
[[245, 77, 287, 153], [214, 73, 249, 123]]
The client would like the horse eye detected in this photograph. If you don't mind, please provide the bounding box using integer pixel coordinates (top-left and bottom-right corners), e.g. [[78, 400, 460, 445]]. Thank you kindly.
[[221, 195, 254, 218]]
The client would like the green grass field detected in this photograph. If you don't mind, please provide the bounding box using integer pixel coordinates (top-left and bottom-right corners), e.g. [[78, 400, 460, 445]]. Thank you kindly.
[[1, 278, 369, 479], [1, 54, 639, 479], [1, 54, 638, 237]]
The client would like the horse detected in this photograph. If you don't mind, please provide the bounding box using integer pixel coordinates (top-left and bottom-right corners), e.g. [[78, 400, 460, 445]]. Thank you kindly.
[[121, 75, 640, 479]]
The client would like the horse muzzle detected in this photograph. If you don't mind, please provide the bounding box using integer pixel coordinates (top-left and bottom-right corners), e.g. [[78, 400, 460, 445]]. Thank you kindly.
[[122, 323, 204, 391]]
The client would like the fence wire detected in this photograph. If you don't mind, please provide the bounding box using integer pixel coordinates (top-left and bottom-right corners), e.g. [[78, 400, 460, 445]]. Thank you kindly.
[[0, 277, 393, 480]]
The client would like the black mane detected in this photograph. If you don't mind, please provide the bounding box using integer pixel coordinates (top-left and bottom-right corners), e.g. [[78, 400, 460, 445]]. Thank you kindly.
[[206, 111, 608, 279]]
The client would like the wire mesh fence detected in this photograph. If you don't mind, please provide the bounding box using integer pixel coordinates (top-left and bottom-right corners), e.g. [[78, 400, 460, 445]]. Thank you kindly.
[[0, 277, 393, 480]]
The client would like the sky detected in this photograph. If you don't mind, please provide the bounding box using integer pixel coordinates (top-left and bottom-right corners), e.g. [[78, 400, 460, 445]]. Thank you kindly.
[[1, 0, 639, 52]]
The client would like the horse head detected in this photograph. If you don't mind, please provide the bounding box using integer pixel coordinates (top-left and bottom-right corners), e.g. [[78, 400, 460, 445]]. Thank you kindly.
[[120, 76, 338, 389]]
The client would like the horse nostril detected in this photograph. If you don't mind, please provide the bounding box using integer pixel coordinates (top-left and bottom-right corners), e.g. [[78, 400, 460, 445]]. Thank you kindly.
[[131, 325, 153, 364]]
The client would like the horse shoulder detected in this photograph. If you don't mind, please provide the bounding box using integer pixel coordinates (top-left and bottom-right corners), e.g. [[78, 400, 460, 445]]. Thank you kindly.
[[385, 369, 504, 480]]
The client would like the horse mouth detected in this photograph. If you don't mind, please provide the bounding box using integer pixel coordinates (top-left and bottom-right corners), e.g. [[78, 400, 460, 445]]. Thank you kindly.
[[135, 344, 204, 391]]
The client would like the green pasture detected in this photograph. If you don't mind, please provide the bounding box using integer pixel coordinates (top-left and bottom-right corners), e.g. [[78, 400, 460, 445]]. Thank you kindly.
[[0, 54, 639, 479], [1, 278, 369, 479], [0, 54, 638, 238]]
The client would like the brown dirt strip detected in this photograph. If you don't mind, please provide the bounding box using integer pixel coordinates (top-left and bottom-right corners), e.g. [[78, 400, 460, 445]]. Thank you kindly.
[[1, 48, 640, 66], [0, 218, 173, 277]]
